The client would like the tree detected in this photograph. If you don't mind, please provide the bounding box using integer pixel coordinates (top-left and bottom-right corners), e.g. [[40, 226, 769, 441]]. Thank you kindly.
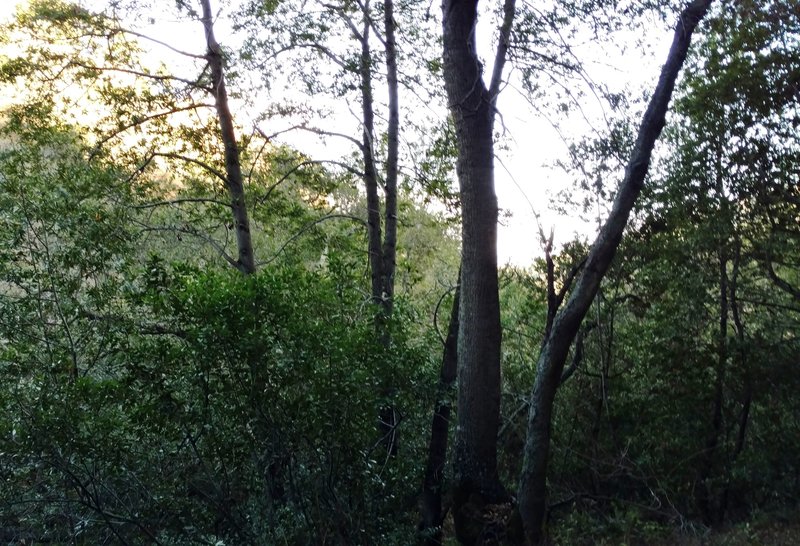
[[440, 0, 516, 542], [200, 0, 256, 273], [236, 0, 414, 452], [641, 0, 800, 523], [1, 0, 257, 273], [420, 271, 460, 544], [517, 1, 713, 543]]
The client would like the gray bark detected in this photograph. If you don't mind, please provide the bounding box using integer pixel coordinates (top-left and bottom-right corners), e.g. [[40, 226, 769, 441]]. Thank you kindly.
[[382, 0, 399, 317], [355, 0, 398, 319], [378, 0, 401, 455], [200, 0, 256, 274], [517, 1, 713, 543], [348, 0, 400, 454], [441, 1, 515, 542], [357, 4, 384, 310]]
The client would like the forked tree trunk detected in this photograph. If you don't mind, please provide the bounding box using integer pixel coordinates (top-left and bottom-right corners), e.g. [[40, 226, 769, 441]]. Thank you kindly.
[[341, 0, 400, 455], [357, 0, 399, 322], [350, 0, 400, 454], [517, 1, 713, 543], [200, 0, 256, 275], [440, 1, 515, 542]]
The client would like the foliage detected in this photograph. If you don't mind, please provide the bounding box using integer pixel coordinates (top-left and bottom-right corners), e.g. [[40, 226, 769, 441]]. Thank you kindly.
[[0, 0, 798, 544], [0, 100, 443, 546], [496, 1, 800, 540]]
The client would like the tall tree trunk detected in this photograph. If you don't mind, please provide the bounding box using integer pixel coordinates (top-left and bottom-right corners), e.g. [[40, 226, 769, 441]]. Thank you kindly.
[[200, 0, 256, 275], [382, 0, 399, 317], [378, 0, 401, 455], [349, 0, 403, 454], [729, 242, 751, 463], [441, 1, 515, 542], [420, 277, 460, 545], [517, 2, 713, 543], [697, 146, 730, 525], [349, 0, 401, 454], [697, 242, 728, 525], [357, 2, 384, 313], [722, 239, 752, 520]]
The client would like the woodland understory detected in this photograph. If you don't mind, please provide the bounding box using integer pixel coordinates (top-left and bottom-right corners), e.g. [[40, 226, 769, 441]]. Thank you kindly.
[[0, 0, 798, 544]]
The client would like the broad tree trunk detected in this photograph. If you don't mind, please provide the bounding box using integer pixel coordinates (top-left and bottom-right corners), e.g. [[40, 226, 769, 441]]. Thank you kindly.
[[441, 1, 515, 542], [420, 277, 460, 545], [200, 0, 256, 275], [517, 2, 713, 543]]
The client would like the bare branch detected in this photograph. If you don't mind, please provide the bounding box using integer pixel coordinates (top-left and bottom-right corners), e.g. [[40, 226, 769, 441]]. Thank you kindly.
[[118, 28, 207, 60], [322, 2, 366, 44], [269, 42, 351, 70], [81, 310, 188, 339], [257, 124, 364, 151], [433, 283, 459, 346], [765, 259, 800, 302], [68, 60, 211, 91], [559, 321, 596, 385], [133, 197, 230, 209], [256, 159, 363, 206], [151, 152, 228, 184], [258, 214, 367, 267], [89, 103, 215, 157], [137, 224, 243, 272]]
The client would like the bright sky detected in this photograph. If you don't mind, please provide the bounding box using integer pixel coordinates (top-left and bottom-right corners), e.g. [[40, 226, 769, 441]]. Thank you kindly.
[[0, 0, 673, 267]]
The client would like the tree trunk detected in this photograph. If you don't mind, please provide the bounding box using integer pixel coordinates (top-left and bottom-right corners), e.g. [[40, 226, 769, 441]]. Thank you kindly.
[[441, 1, 515, 542], [729, 243, 751, 463], [357, 3, 384, 314], [200, 0, 256, 275], [697, 244, 728, 525], [382, 0, 399, 318], [697, 147, 730, 526], [517, 2, 713, 543], [377, 0, 401, 456], [420, 277, 460, 545], [348, 0, 402, 455]]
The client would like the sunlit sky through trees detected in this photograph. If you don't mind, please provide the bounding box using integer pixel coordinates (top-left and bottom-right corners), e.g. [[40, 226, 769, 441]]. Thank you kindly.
[[0, 0, 674, 266]]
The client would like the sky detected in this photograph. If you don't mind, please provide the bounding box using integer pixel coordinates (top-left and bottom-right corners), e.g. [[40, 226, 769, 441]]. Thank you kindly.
[[0, 0, 674, 267]]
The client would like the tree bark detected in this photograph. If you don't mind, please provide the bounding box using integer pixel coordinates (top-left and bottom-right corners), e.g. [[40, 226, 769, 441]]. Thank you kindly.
[[200, 0, 256, 275], [517, 2, 713, 543], [697, 142, 730, 526], [357, 3, 384, 312], [441, 1, 515, 542], [697, 246, 728, 525], [346, 0, 401, 454], [420, 277, 460, 545], [382, 0, 399, 318], [729, 243, 751, 463]]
